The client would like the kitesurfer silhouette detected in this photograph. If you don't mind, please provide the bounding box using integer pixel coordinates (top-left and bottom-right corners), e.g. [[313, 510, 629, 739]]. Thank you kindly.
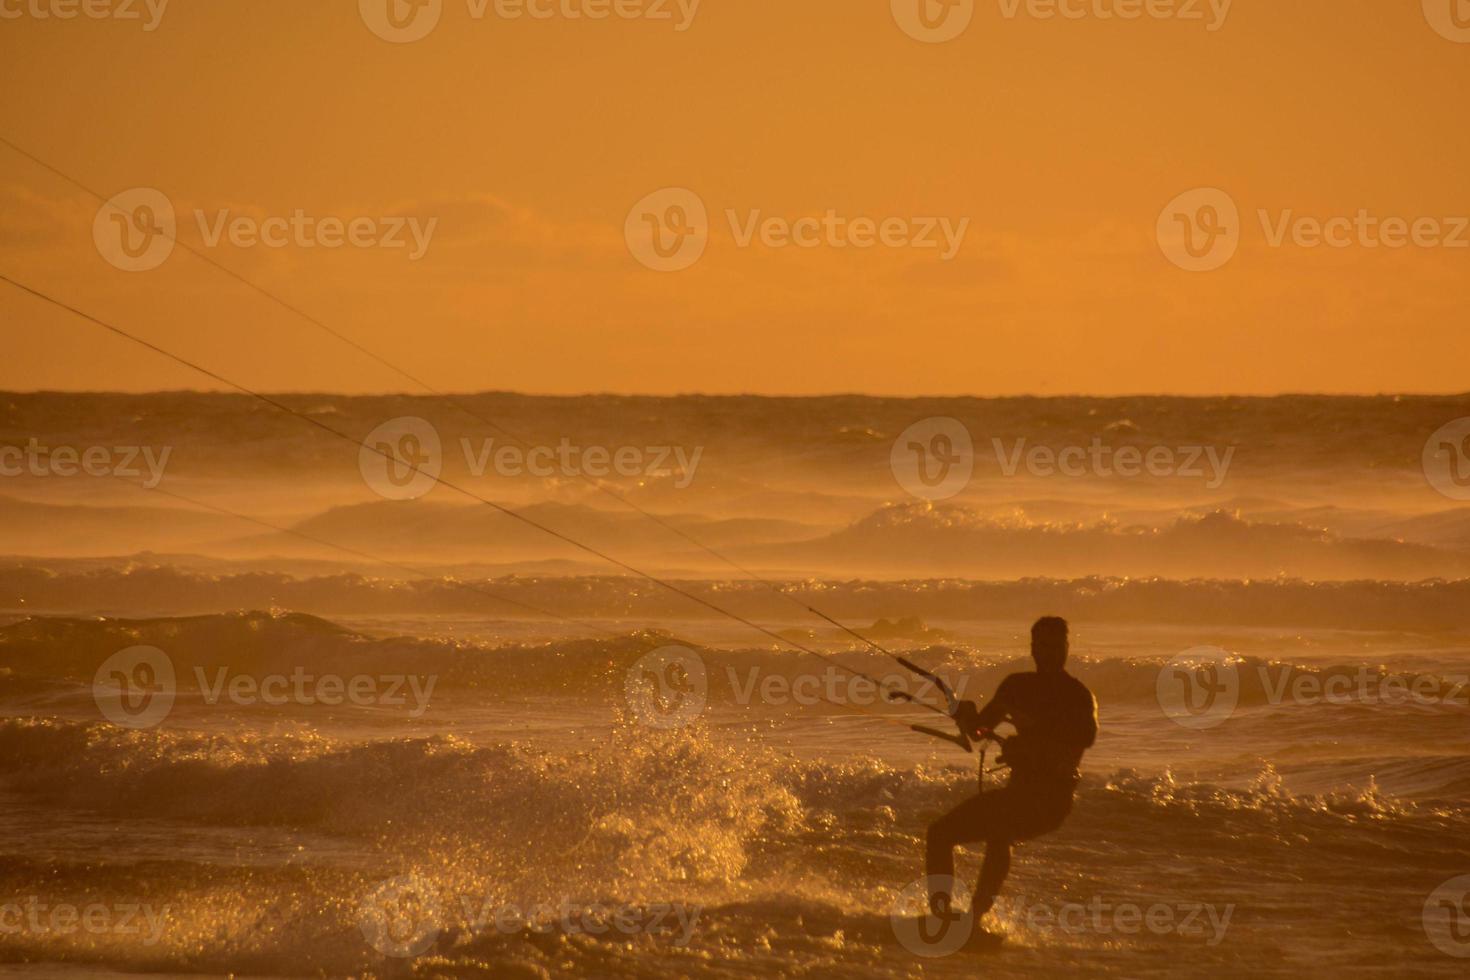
[[925, 616, 1098, 937]]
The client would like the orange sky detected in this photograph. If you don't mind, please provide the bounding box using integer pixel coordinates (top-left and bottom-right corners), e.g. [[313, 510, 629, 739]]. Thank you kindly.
[[1, 0, 1467, 396]]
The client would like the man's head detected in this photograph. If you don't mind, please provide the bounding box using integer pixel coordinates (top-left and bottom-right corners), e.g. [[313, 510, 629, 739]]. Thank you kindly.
[[1031, 616, 1069, 672]]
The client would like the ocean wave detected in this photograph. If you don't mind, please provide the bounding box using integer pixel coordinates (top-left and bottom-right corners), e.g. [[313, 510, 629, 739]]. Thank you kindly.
[[2, 715, 1465, 977], [1, 717, 1458, 842], [5, 612, 1468, 717], [751, 504, 1470, 580], [6, 567, 1470, 629], [8, 608, 1470, 758], [9, 391, 1470, 481]]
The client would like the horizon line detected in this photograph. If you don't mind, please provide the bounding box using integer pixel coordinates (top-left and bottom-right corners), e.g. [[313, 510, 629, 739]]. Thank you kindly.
[[4, 388, 1470, 401]]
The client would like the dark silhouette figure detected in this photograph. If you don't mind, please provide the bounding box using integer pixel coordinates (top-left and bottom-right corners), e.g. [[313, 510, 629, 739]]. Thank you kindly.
[[925, 616, 1098, 931]]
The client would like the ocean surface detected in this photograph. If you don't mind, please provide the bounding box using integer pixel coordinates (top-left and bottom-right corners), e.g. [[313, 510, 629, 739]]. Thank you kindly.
[[1, 392, 1468, 976]]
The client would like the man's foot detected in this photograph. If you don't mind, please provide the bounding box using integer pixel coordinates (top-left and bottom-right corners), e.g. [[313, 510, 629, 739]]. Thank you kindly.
[[962, 922, 1005, 952]]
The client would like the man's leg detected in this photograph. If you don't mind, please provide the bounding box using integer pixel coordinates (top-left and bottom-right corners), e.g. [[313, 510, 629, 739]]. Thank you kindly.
[[972, 837, 1012, 919], [925, 793, 1004, 916], [971, 786, 1072, 921]]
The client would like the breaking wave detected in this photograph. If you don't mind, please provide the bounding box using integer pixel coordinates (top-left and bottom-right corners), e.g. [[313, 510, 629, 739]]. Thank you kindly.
[[6, 567, 1470, 629]]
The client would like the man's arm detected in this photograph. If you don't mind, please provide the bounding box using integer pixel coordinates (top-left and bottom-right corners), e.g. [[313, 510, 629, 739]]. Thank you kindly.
[[955, 675, 1016, 738], [1077, 690, 1098, 749]]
